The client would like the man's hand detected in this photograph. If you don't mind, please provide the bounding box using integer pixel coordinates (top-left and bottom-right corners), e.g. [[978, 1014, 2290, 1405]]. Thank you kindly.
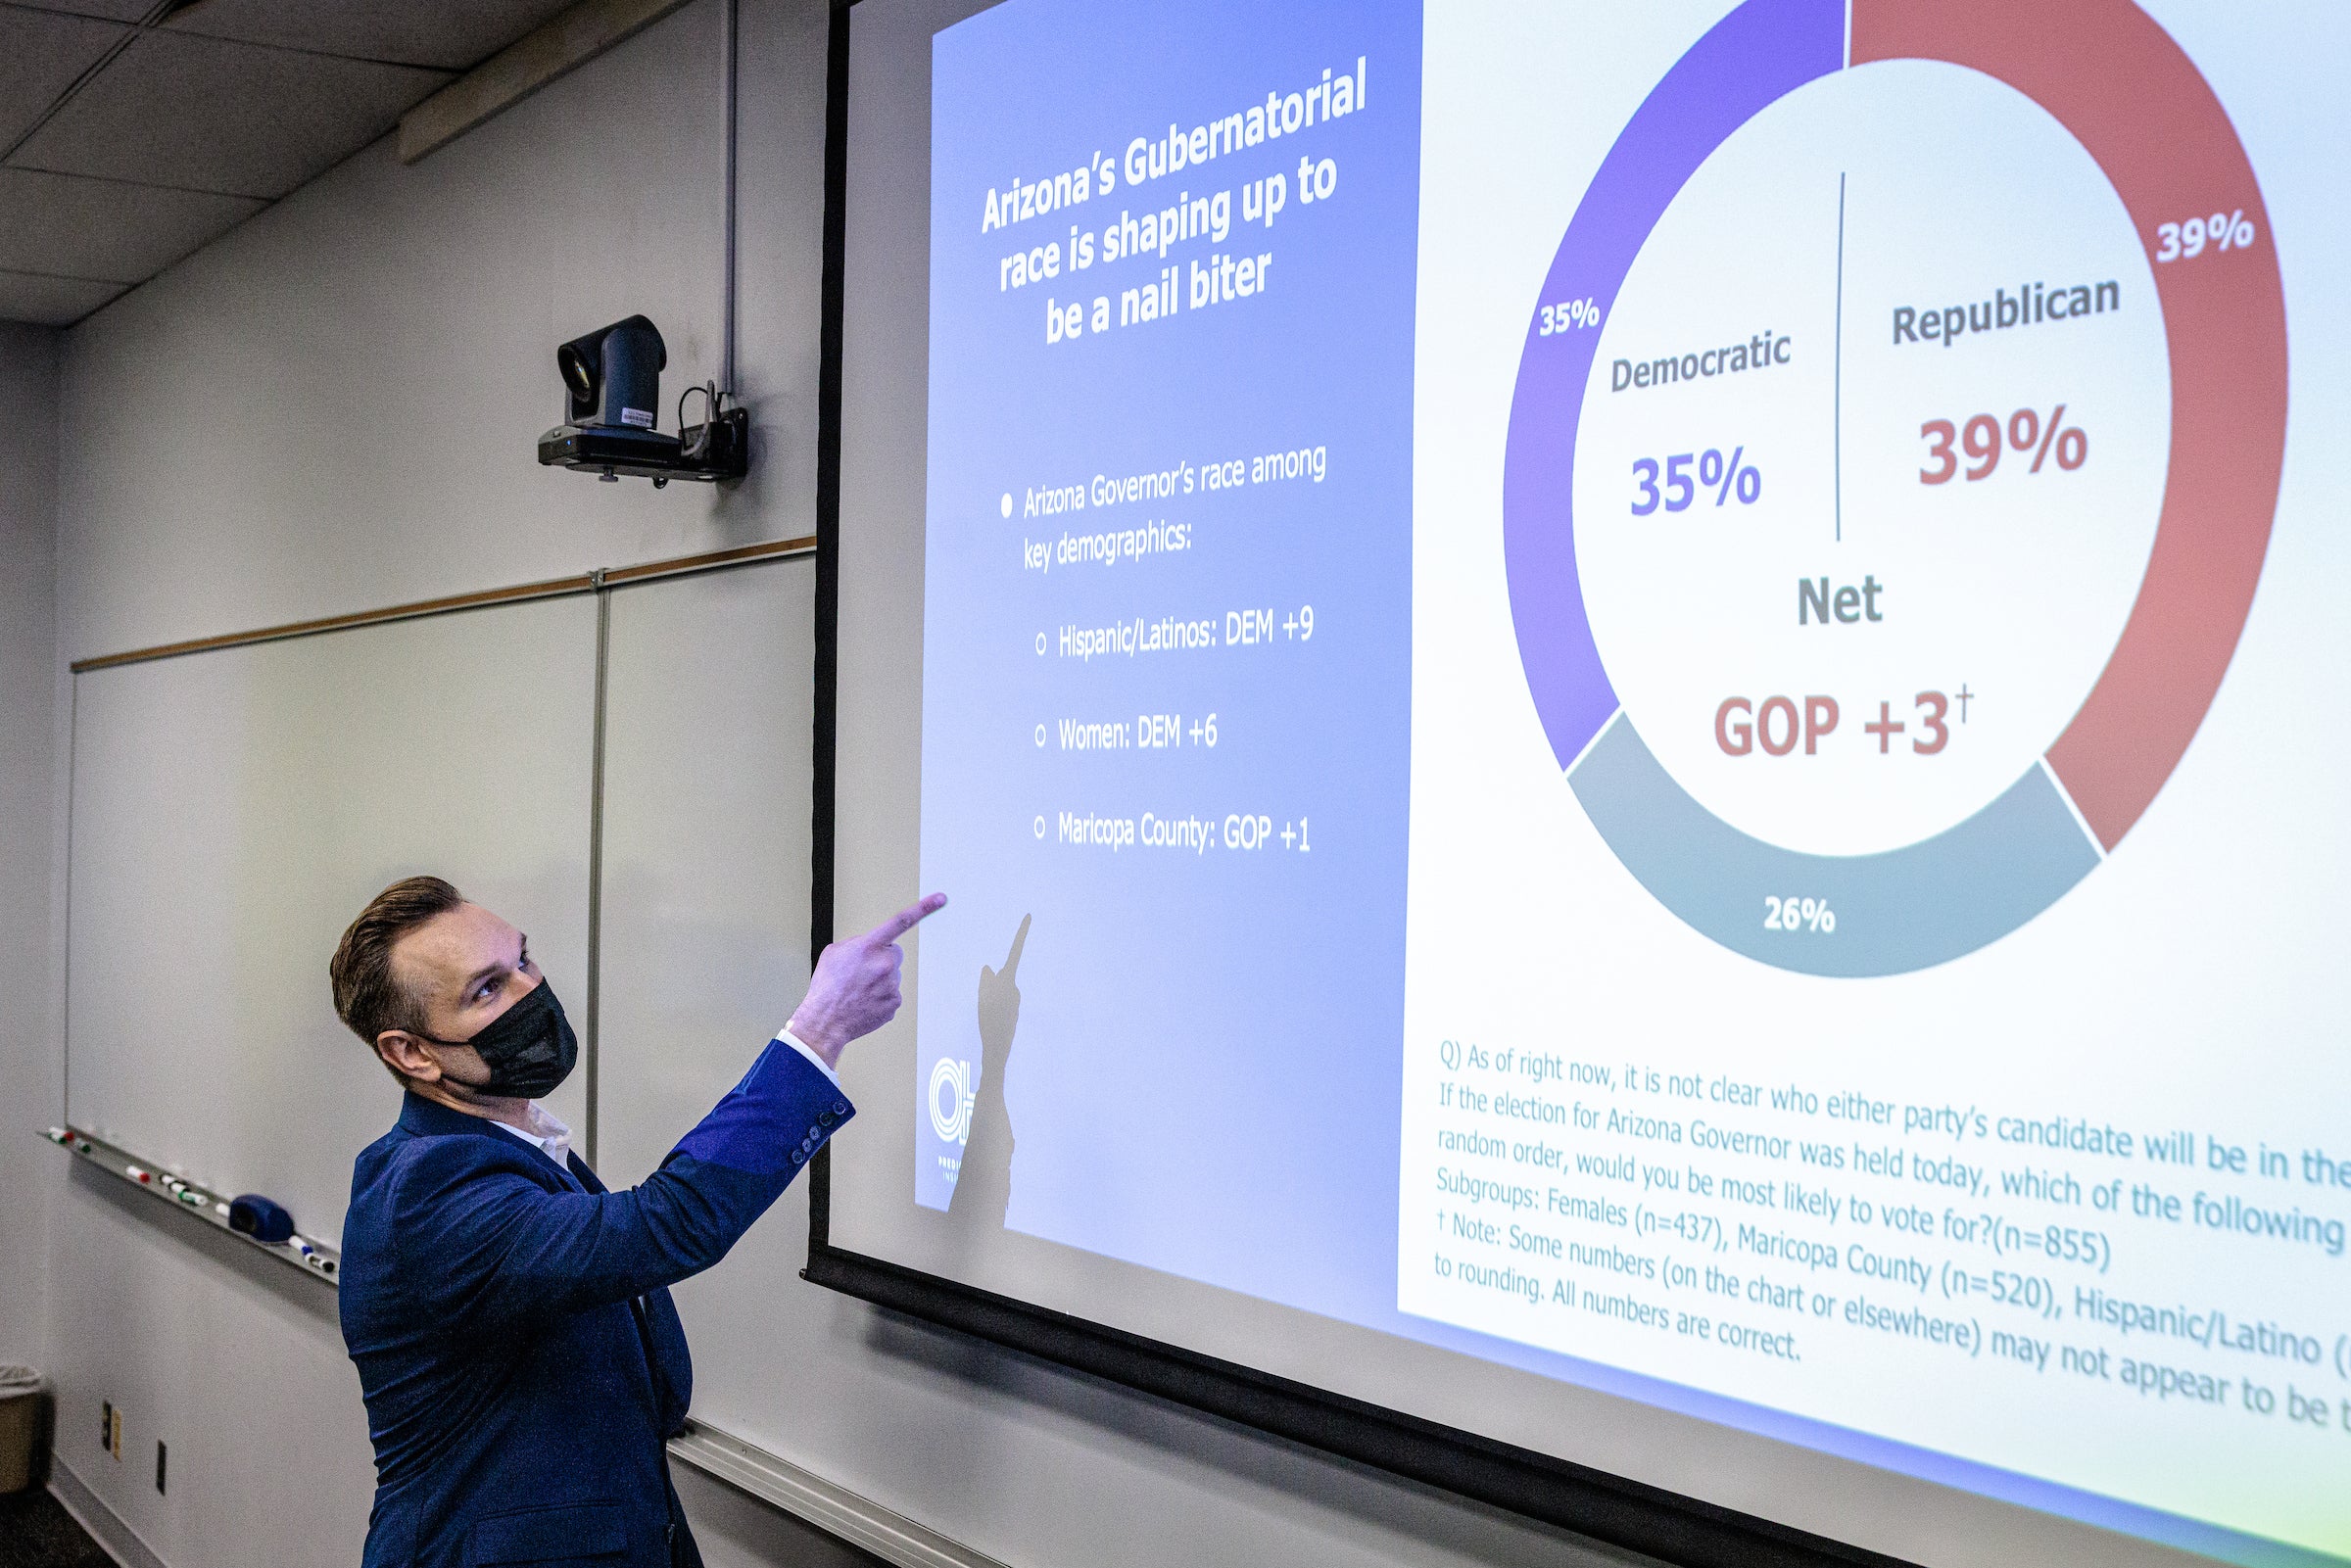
[[787, 894, 947, 1068]]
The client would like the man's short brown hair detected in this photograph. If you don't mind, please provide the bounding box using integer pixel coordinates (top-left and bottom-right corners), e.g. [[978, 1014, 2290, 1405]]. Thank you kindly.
[[331, 876, 465, 1063]]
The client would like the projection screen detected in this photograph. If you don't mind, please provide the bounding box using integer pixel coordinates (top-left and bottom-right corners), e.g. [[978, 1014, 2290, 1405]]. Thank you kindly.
[[818, 2, 2350, 1563]]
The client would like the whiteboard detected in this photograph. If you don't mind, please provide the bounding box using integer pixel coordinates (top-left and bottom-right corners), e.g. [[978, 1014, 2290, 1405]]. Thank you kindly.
[[66, 597, 598, 1243], [593, 559, 823, 1447]]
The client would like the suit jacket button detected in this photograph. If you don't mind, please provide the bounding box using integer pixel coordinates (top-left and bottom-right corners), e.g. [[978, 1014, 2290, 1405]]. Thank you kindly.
[[834, 1101, 849, 1116], [818, 1111, 835, 1126], [791, 1149, 804, 1164]]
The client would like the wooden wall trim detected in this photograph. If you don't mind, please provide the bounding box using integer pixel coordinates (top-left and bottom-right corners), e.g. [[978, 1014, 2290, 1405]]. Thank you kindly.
[[70, 534, 817, 673]]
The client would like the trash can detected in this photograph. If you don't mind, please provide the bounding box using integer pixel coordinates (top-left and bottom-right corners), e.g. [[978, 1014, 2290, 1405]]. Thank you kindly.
[[0, 1365, 46, 1495]]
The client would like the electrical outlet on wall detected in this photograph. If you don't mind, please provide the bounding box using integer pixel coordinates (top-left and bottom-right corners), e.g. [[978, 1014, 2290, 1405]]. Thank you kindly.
[[108, 1402, 123, 1460], [100, 1401, 112, 1453], [155, 1439, 168, 1495]]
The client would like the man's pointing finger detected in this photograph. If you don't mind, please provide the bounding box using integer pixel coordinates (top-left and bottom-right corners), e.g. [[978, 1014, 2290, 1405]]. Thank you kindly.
[[870, 892, 948, 945]]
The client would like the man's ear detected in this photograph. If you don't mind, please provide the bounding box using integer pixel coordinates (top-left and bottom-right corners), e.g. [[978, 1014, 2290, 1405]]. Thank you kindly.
[[376, 1030, 441, 1082]]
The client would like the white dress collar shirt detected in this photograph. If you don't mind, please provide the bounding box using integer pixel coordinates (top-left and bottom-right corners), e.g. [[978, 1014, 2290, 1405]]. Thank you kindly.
[[483, 1028, 837, 1164]]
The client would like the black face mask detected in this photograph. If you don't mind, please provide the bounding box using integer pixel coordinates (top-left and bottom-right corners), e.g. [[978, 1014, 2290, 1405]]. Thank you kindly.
[[421, 979, 578, 1099]]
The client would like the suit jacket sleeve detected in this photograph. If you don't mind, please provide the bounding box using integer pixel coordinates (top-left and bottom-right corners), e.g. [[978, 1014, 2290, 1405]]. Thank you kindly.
[[388, 1038, 850, 1341]]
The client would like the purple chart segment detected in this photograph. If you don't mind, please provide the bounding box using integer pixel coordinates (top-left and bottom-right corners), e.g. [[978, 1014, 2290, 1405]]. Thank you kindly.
[[1500, 0, 1846, 771]]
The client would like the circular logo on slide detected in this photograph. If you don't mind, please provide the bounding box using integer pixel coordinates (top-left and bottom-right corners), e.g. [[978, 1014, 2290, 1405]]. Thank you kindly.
[[928, 1056, 975, 1144], [1500, 0, 2285, 976]]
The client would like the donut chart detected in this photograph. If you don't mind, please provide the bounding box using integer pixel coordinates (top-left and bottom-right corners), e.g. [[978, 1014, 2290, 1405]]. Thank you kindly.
[[1501, 0, 2287, 977]]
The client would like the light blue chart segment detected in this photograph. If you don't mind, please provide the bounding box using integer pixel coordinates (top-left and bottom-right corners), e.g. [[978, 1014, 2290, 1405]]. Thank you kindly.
[[1569, 715, 2104, 976]]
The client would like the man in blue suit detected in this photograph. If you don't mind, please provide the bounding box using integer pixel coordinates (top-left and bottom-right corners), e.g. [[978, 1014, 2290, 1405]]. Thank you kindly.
[[331, 875, 943, 1568]]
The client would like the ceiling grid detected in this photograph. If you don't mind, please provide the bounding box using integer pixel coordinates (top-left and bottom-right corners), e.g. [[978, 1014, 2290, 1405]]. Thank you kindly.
[[0, 0, 584, 325]]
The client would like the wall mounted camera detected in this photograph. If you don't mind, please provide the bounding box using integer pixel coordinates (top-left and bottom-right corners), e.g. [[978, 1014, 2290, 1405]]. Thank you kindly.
[[536, 314, 749, 486]]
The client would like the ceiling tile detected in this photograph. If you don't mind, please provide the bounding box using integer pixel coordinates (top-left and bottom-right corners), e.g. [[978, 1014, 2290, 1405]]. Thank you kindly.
[[10, 28, 449, 198], [2, 1, 151, 22], [0, 263, 123, 324], [0, 166, 261, 280], [167, 0, 582, 72], [0, 7, 132, 148]]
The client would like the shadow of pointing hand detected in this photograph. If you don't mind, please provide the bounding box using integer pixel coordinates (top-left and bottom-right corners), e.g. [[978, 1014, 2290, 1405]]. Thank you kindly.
[[949, 915, 1028, 1229], [978, 913, 1027, 1070]]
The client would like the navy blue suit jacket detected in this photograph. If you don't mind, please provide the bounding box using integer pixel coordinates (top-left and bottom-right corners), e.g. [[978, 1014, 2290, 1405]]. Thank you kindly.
[[340, 1038, 848, 1568]]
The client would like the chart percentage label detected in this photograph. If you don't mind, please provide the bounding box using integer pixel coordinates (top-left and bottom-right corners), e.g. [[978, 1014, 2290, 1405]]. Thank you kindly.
[[1537, 296, 1603, 334], [2154, 210, 2256, 262], [1762, 895, 1836, 933], [1919, 405, 2086, 484], [1631, 447, 1762, 513]]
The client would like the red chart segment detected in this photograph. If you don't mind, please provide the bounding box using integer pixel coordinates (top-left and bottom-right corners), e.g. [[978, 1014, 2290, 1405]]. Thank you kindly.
[[1853, 0, 2289, 851]]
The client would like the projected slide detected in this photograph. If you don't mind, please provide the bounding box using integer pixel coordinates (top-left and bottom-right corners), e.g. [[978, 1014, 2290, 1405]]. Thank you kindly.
[[906, 0, 2341, 1560]]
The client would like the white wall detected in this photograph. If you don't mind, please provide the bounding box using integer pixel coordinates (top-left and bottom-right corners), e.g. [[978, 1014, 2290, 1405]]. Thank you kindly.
[[36, 3, 1621, 1566], [54, 3, 819, 664]]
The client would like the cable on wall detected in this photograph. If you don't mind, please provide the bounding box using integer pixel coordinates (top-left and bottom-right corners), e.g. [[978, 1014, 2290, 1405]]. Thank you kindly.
[[721, 0, 741, 399]]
